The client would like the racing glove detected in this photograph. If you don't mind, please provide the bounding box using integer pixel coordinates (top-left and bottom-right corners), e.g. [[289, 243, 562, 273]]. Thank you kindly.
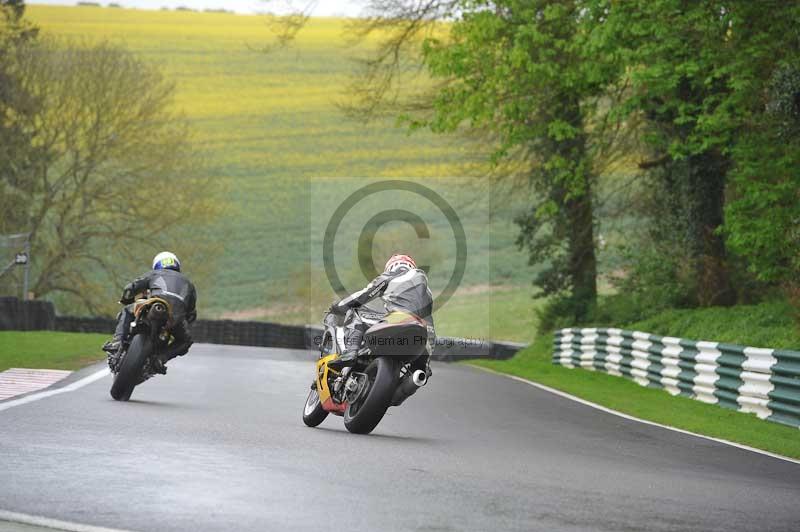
[[119, 285, 136, 305]]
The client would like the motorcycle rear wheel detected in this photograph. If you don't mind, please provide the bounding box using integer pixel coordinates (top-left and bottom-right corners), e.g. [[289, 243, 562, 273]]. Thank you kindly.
[[344, 357, 396, 435], [110, 334, 151, 401], [302, 387, 329, 427]]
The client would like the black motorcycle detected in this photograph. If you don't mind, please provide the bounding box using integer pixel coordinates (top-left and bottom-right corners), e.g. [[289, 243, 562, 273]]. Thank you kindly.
[[109, 297, 176, 401]]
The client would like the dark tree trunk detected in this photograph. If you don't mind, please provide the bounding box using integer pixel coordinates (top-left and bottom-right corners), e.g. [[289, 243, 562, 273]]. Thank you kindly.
[[566, 187, 598, 320], [560, 98, 597, 321], [518, 96, 598, 323], [687, 150, 736, 306], [646, 76, 736, 307]]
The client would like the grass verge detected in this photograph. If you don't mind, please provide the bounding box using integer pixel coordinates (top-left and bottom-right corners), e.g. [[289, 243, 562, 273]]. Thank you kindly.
[[419, 286, 541, 344], [472, 302, 800, 460], [0, 331, 107, 372], [622, 300, 800, 349]]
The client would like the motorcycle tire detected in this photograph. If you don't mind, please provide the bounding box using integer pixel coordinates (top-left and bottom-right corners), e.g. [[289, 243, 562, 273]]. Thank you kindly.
[[302, 387, 329, 427], [110, 334, 151, 401], [344, 357, 396, 435]]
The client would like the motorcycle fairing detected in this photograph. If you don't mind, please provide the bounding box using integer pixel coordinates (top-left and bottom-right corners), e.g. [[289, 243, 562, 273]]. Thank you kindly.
[[315, 354, 347, 414], [363, 311, 428, 360]]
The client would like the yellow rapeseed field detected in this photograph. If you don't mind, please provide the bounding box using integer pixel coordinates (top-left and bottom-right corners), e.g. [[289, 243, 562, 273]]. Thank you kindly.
[[27, 5, 536, 342]]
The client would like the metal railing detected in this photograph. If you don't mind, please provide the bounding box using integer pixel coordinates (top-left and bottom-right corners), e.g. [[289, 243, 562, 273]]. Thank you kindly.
[[553, 327, 800, 428]]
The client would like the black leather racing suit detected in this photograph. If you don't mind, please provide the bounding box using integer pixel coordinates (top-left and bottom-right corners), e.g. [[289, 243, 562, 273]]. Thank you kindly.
[[114, 269, 197, 361], [331, 266, 434, 371]]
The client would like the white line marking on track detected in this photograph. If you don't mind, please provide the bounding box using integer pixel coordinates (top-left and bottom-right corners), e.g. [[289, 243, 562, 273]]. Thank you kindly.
[[0, 368, 109, 412], [472, 365, 800, 466], [0, 510, 135, 532]]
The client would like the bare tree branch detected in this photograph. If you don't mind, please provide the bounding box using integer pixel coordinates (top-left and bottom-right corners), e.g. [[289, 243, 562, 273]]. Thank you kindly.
[[1, 37, 223, 314]]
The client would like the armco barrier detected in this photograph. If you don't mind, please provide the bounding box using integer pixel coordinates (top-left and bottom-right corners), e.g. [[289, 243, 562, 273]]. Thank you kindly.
[[553, 328, 800, 429], [0, 297, 56, 331], [54, 316, 116, 334], [1, 298, 522, 361]]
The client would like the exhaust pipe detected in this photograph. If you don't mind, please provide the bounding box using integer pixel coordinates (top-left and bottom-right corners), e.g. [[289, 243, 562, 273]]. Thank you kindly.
[[391, 369, 428, 406]]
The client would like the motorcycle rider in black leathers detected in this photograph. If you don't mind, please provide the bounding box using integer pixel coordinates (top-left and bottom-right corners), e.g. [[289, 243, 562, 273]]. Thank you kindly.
[[328, 254, 434, 374], [102, 251, 197, 375]]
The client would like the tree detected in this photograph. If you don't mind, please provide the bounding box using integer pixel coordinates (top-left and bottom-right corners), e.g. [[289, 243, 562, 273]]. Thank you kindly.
[[587, 1, 733, 306], [588, 0, 799, 307], [339, 0, 461, 120], [404, 1, 622, 320], [726, 63, 800, 294], [0, 37, 221, 313], [266, 2, 615, 320], [0, 0, 39, 233], [1, 0, 35, 32], [272, 0, 800, 320], [721, 3, 800, 306]]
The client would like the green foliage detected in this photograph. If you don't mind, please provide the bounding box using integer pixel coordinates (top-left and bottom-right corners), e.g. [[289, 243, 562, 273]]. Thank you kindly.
[[585, 0, 800, 307], [418, 0, 614, 320], [624, 300, 800, 350], [536, 284, 687, 336], [539, 271, 781, 340], [1, 1, 32, 27], [726, 64, 800, 288], [765, 65, 800, 139], [534, 295, 592, 336], [0, 1, 39, 231], [589, 0, 787, 158]]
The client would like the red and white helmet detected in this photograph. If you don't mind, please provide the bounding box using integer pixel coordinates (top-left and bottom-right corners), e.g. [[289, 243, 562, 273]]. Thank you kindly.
[[384, 254, 416, 273]]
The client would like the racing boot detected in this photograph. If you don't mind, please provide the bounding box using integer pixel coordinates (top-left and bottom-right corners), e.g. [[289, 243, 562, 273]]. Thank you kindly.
[[151, 338, 193, 376], [103, 336, 124, 372], [151, 357, 168, 375], [102, 335, 122, 355], [104, 308, 133, 356], [328, 327, 363, 370]]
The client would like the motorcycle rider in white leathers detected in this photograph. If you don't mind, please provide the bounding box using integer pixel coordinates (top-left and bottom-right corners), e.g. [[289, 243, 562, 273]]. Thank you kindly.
[[328, 254, 434, 375]]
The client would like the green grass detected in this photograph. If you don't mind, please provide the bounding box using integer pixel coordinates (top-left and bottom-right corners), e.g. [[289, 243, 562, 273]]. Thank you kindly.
[[623, 300, 800, 349], [432, 287, 541, 343], [473, 302, 800, 459], [0, 331, 107, 372]]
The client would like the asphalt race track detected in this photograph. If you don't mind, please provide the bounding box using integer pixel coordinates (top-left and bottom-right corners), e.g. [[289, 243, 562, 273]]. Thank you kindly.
[[1, 344, 798, 532]]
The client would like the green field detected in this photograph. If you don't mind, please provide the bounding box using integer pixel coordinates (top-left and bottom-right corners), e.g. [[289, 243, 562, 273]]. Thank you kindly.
[[0, 331, 106, 372], [26, 5, 539, 342]]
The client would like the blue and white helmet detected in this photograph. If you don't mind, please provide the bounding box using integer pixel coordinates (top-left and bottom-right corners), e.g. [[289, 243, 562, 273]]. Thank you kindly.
[[152, 251, 181, 272]]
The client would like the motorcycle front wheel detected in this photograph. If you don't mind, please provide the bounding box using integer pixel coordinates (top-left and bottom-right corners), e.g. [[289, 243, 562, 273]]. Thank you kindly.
[[302, 387, 329, 427], [110, 334, 151, 401], [344, 357, 397, 435]]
